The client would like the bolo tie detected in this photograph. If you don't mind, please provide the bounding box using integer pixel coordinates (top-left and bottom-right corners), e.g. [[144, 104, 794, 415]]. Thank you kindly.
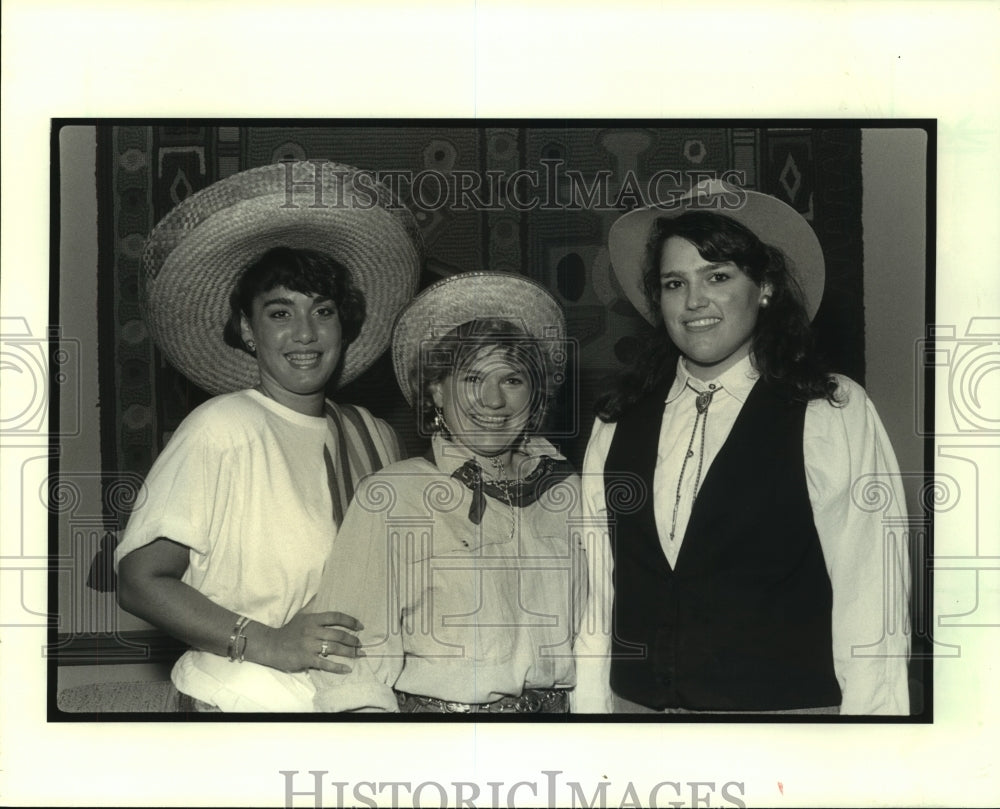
[[668, 383, 721, 543]]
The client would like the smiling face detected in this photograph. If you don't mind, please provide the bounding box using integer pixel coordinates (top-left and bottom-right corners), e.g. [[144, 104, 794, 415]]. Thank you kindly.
[[430, 346, 534, 461], [240, 286, 343, 415], [659, 236, 771, 381]]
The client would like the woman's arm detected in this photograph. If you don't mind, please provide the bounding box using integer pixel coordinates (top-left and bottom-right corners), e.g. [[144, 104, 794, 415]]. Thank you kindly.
[[570, 418, 616, 714], [806, 378, 911, 715], [309, 473, 407, 712], [117, 537, 362, 674]]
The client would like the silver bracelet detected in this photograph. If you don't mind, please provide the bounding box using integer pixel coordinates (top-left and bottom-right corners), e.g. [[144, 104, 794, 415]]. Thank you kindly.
[[227, 614, 251, 662]]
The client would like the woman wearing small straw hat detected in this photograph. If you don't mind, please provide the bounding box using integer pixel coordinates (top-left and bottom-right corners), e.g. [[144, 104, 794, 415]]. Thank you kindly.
[[575, 180, 911, 715], [308, 272, 592, 713], [115, 162, 422, 712]]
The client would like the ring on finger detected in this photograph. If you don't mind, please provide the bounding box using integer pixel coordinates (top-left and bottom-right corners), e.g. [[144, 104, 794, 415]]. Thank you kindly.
[[320, 641, 329, 657]]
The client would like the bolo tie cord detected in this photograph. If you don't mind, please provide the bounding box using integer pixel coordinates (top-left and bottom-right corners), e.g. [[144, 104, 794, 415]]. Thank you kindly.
[[668, 386, 718, 543]]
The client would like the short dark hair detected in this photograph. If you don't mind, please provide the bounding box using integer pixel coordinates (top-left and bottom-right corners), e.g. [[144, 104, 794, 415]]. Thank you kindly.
[[223, 246, 366, 351], [413, 318, 556, 436]]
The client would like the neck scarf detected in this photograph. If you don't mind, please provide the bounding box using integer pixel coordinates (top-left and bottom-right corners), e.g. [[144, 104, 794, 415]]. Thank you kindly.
[[426, 447, 574, 525]]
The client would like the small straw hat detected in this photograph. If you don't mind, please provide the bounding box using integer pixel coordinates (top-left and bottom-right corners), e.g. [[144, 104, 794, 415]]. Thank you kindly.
[[391, 272, 566, 406], [141, 161, 423, 394], [609, 179, 825, 324]]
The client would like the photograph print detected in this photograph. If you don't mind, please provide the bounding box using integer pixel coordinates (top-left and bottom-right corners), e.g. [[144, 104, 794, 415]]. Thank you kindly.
[[48, 120, 930, 720]]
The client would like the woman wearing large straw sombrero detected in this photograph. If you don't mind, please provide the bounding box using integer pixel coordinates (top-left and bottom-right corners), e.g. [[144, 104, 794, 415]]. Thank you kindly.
[[307, 272, 591, 713], [115, 163, 422, 712], [575, 180, 911, 715]]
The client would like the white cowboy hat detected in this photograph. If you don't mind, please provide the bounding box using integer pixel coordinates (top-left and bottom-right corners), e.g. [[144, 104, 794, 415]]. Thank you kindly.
[[609, 178, 825, 323]]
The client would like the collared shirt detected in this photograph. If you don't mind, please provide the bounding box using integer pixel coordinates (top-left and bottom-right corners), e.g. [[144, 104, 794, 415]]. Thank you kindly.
[[576, 355, 911, 715], [653, 358, 760, 567], [310, 433, 588, 711]]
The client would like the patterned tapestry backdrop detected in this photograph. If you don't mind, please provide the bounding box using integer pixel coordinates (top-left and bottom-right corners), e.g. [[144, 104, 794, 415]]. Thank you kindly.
[[96, 124, 864, 536]]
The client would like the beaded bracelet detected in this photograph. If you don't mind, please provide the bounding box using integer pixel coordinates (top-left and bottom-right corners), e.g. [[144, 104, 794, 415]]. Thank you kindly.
[[228, 614, 251, 662]]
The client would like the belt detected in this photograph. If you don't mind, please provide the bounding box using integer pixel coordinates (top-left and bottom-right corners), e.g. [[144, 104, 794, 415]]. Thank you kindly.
[[396, 688, 570, 714]]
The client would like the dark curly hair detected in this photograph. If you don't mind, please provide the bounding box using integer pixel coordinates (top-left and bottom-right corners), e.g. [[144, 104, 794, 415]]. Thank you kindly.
[[596, 211, 839, 421], [223, 246, 366, 354], [413, 318, 557, 437]]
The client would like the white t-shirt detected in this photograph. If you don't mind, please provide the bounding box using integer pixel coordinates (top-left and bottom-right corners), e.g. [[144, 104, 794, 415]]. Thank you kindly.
[[116, 389, 396, 711]]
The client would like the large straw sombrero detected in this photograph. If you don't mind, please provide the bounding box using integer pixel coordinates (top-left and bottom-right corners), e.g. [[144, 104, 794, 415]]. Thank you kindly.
[[609, 179, 825, 324], [391, 272, 566, 406], [141, 161, 423, 394]]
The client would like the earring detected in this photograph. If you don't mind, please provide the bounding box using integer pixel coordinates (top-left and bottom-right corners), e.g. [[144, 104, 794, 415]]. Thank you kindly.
[[433, 407, 451, 438], [760, 296, 771, 308], [246, 339, 257, 354]]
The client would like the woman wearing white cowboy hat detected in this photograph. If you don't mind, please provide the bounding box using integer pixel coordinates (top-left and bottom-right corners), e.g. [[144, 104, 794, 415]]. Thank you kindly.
[[575, 179, 911, 715], [115, 162, 422, 712], [307, 272, 591, 714]]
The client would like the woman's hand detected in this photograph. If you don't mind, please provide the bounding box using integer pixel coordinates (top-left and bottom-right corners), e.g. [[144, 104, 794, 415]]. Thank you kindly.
[[118, 538, 364, 675], [249, 611, 364, 674]]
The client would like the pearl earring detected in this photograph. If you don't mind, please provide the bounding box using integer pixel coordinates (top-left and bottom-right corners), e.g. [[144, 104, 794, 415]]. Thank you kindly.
[[246, 339, 257, 353]]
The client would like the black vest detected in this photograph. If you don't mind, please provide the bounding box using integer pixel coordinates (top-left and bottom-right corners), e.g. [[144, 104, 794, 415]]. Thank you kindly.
[[604, 375, 842, 710]]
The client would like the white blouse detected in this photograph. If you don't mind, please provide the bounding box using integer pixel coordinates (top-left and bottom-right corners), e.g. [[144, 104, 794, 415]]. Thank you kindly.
[[575, 355, 911, 715], [310, 433, 588, 711]]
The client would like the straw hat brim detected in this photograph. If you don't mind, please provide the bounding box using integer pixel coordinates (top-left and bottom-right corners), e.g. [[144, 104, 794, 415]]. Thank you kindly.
[[608, 180, 825, 324], [391, 272, 567, 407], [141, 163, 423, 395]]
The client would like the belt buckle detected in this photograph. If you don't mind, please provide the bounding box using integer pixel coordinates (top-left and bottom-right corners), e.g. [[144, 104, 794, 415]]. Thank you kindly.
[[443, 700, 473, 714], [515, 691, 544, 713]]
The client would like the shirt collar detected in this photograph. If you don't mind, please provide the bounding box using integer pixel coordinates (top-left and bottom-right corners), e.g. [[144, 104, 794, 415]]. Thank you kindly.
[[665, 354, 760, 405], [431, 432, 565, 479]]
